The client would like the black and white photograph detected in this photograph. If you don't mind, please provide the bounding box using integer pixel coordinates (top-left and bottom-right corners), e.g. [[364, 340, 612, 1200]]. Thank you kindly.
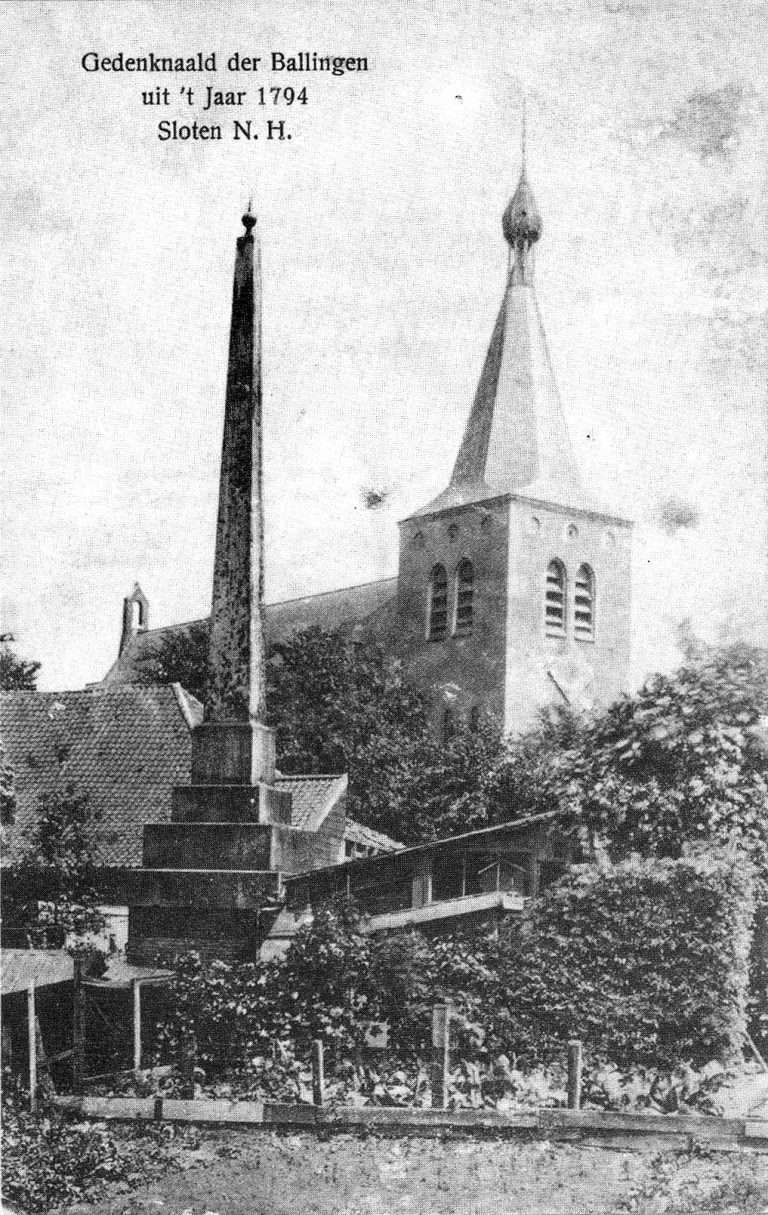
[[1, 1, 767, 1211]]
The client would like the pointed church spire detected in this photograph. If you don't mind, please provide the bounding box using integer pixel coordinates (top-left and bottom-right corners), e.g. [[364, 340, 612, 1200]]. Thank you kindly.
[[417, 124, 586, 516], [205, 205, 268, 727]]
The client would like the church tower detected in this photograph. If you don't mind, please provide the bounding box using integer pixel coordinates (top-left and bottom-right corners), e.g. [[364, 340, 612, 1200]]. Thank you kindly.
[[396, 155, 633, 735]]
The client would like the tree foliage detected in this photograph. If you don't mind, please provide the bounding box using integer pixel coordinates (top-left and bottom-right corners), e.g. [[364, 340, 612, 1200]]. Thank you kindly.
[[564, 644, 768, 877], [489, 643, 768, 880], [268, 626, 503, 841], [3, 783, 104, 947], [0, 633, 40, 691], [135, 620, 209, 704]]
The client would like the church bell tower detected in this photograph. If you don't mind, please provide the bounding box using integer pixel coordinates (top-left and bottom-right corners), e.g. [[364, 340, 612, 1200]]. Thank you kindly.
[[396, 145, 633, 735]]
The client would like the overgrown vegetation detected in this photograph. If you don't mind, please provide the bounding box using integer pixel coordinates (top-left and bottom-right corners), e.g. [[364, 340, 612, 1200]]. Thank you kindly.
[[562, 644, 768, 879], [2, 782, 104, 947], [1, 1078, 172, 1213], [156, 849, 753, 1105], [487, 642, 768, 873]]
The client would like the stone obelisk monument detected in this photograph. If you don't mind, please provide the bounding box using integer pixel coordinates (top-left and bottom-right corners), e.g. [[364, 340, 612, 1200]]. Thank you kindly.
[[128, 210, 295, 963], [192, 207, 277, 792]]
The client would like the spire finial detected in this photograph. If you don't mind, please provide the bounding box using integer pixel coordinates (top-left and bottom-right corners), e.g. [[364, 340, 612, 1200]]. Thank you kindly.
[[501, 105, 542, 250]]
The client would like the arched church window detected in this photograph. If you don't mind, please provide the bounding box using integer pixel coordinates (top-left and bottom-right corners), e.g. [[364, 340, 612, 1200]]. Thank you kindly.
[[427, 565, 448, 641], [453, 559, 474, 637], [574, 564, 595, 640], [545, 560, 566, 636]]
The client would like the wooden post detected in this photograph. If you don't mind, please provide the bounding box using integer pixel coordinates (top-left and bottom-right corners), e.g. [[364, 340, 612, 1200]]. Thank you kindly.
[[27, 981, 37, 1113], [132, 980, 142, 1073], [35, 1016, 55, 1095], [311, 1039, 325, 1107], [431, 1004, 450, 1109], [72, 958, 85, 1095], [567, 1039, 583, 1110], [181, 1030, 197, 1100]]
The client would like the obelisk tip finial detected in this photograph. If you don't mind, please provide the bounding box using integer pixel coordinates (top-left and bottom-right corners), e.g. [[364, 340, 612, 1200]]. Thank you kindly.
[[521, 98, 527, 172]]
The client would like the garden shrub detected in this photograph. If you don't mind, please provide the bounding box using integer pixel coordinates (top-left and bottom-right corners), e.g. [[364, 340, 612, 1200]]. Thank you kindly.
[[156, 902, 378, 1076], [156, 851, 753, 1098], [496, 849, 754, 1070]]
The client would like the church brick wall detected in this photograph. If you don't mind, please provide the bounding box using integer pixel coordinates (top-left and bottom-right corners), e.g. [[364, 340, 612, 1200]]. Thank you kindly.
[[503, 499, 632, 734], [395, 498, 511, 729]]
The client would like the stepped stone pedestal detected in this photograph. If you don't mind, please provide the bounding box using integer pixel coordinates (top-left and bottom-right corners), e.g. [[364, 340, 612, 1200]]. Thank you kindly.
[[127, 724, 301, 964]]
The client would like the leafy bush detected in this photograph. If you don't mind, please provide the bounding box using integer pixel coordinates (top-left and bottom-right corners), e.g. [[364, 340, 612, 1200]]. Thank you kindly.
[[497, 850, 754, 1070], [157, 852, 753, 1102], [155, 902, 378, 1075]]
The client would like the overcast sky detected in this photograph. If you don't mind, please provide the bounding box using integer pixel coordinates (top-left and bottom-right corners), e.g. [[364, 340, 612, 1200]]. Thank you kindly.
[[2, 0, 766, 692]]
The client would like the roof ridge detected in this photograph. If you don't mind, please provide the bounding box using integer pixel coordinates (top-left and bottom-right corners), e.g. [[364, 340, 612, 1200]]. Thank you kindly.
[[265, 576, 397, 610], [117, 578, 398, 642], [0, 685, 176, 700], [276, 772, 347, 782]]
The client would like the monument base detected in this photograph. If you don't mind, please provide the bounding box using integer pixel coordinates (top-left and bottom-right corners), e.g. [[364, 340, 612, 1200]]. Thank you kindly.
[[171, 783, 292, 824], [191, 720, 276, 785]]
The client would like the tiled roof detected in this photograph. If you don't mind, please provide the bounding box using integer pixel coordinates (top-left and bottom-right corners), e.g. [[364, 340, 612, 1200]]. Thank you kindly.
[[1, 686, 400, 870], [103, 577, 398, 686], [344, 819, 405, 853], [0, 685, 202, 868], [274, 773, 347, 831], [275, 774, 401, 852]]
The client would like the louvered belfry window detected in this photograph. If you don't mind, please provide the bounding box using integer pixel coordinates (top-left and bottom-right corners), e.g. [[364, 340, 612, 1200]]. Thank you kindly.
[[574, 564, 595, 639], [428, 564, 449, 640], [545, 560, 566, 636], [454, 559, 474, 637]]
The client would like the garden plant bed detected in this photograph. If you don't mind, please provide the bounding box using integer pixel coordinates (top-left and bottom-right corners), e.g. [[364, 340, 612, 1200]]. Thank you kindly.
[[46, 1126, 768, 1215]]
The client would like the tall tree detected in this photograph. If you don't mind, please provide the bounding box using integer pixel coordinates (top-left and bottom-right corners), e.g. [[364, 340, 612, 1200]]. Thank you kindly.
[[3, 783, 104, 947], [486, 642, 768, 882], [267, 625, 504, 842], [567, 642, 768, 877], [0, 633, 40, 691]]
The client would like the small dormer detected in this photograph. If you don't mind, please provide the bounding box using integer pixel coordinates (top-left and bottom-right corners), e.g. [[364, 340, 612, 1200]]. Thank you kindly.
[[119, 583, 149, 655]]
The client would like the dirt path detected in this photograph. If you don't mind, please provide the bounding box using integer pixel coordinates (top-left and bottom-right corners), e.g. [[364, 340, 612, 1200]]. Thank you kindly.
[[51, 1128, 672, 1215]]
